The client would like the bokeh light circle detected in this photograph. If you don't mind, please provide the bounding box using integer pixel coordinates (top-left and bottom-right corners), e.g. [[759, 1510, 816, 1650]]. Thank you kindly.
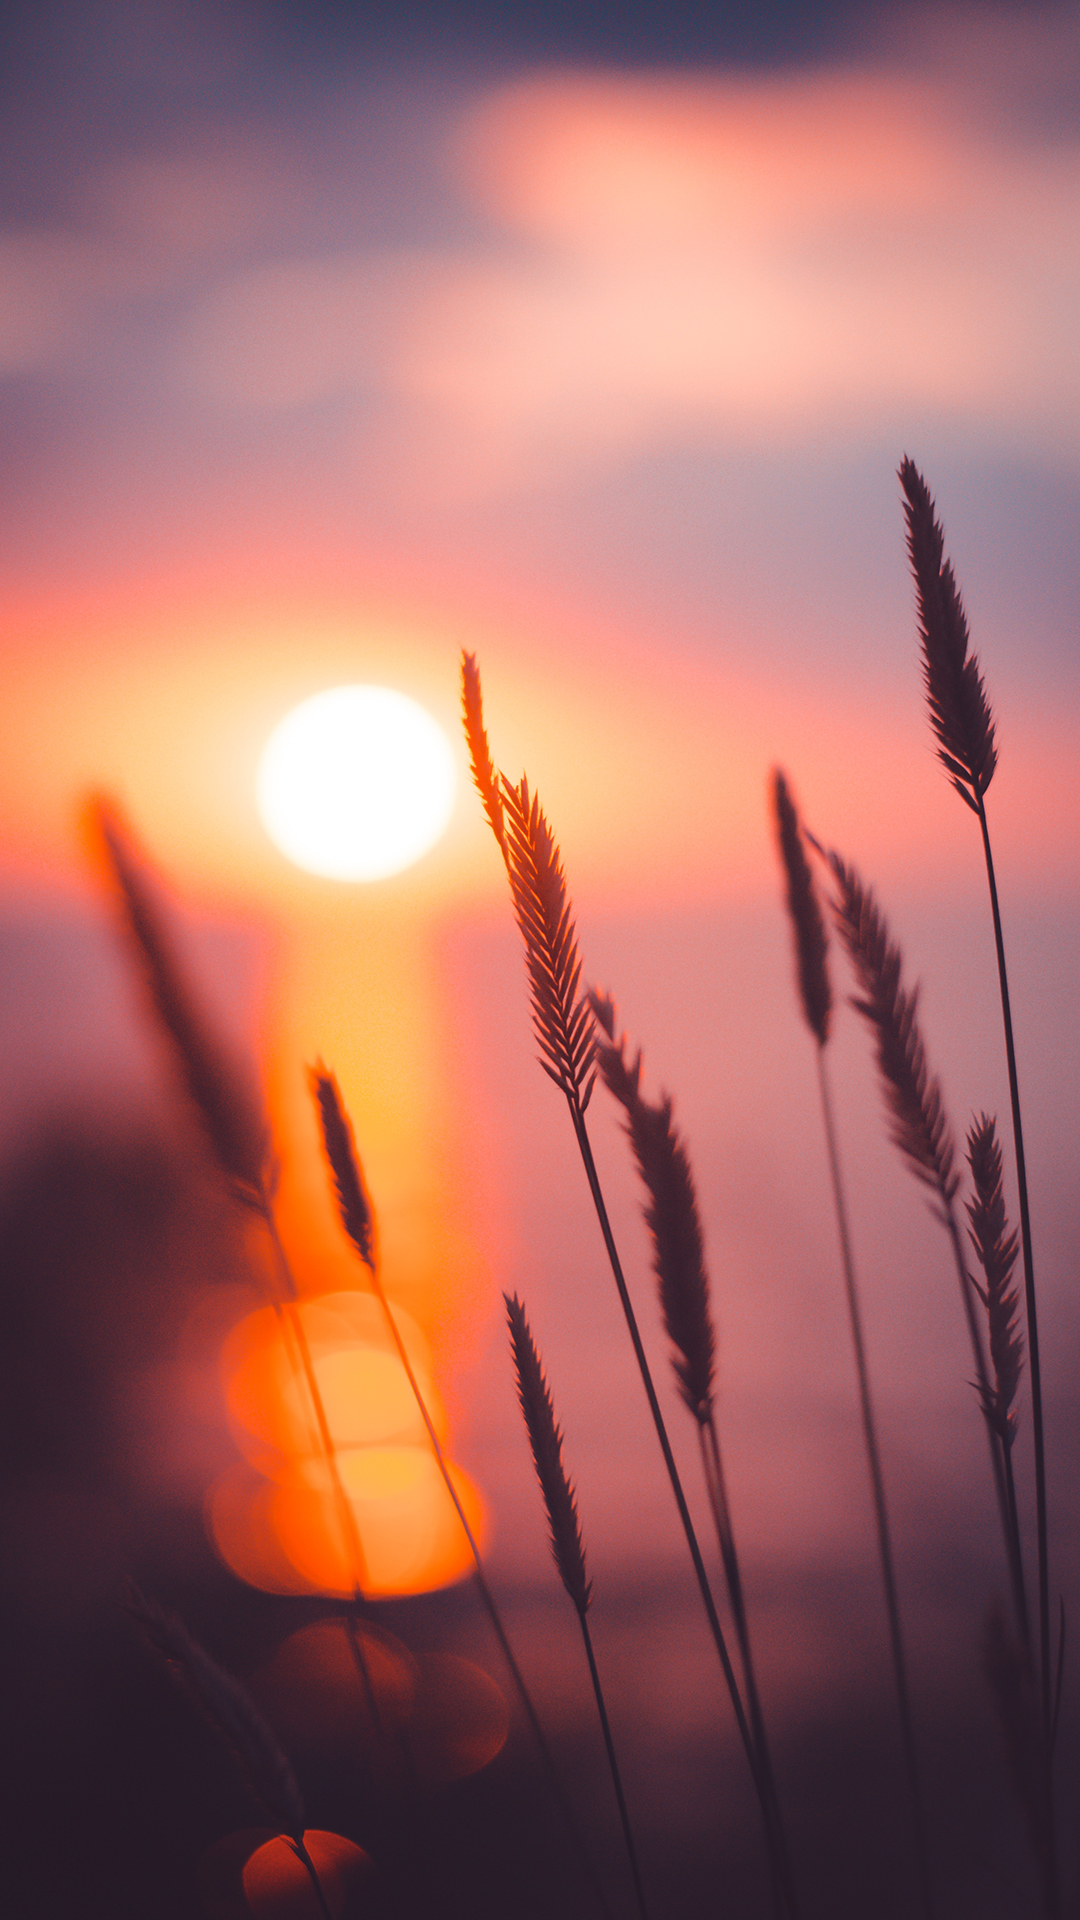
[[257, 685, 456, 880]]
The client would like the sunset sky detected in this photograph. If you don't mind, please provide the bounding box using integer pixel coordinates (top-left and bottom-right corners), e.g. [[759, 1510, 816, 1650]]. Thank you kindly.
[[3, 7, 1079, 1907]]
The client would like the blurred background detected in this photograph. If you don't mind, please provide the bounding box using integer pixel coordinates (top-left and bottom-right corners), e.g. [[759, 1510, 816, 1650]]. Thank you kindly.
[[1, 2, 1079, 1915]]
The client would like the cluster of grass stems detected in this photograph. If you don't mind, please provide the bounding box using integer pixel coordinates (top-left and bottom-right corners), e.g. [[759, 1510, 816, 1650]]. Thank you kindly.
[[98, 459, 1065, 1918]]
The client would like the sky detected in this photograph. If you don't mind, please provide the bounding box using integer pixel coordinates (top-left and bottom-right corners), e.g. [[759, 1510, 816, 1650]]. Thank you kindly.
[[2, 0, 1079, 906], [2, 6, 1079, 1911]]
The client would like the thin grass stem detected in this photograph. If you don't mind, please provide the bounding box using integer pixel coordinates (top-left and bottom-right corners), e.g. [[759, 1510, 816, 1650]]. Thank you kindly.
[[697, 1413, 789, 1900], [462, 654, 795, 1916], [820, 847, 1017, 1617], [506, 1292, 650, 1920], [975, 795, 1049, 1739], [815, 1046, 934, 1920], [310, 1071, 614, 1920], [898, 458, 1057, 1906], [569, 1104, 796, 1920], [772, 771, 933, 1914], [288, 1839, 336, 1920], [578, 1610, 651, 1920]]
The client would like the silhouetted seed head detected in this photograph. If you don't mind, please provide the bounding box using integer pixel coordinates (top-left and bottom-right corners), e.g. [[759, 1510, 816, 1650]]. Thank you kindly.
[[505, 1294, 591, 1616], [771, 769, 832, 1047], [460, 651, 508, 860], [501, 775, 595, 1114], [128, 1583, 306, 1841], [92, 798, 271, 1208], [310, 1065, 377, 1273], [823, 849, 958, 1204], [588, 990, 716, 1424], [966, 1115, 1023, 1445], [899, 457, 997, 812]]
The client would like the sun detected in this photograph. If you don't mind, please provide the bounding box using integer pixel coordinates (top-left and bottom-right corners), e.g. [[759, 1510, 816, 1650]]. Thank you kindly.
[[257, 686, 457, 881]]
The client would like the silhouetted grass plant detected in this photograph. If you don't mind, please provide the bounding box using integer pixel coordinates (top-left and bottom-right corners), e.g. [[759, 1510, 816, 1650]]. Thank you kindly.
[[90, 456, 1069, 1919], [461, 458, 1064, 1919], [771, 769, 933, 1920]]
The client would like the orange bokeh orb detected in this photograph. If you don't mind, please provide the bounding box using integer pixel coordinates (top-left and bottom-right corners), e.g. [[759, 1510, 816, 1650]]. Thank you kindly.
[[211, 1286, 483, 1599], [241, 1830, 370, 1920], [220, 1291, 445, 1476], [270, 1446, 485, 1597]]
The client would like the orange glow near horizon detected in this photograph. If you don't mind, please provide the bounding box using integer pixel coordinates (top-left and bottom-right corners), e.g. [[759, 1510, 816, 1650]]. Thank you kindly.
[[2, 578, 1076, 926]]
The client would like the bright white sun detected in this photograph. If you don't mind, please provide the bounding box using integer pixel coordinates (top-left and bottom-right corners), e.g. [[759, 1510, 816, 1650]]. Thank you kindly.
[[256, 685, 457, 881]]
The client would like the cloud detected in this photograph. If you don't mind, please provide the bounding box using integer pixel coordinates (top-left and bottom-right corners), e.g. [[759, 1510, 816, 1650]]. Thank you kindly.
[[166, 56, 1080, 491], [420, 67, 1080, 468], [174, 250, 445, 408], [8, 27, 1080, 492], [0, 232, 142, 374]]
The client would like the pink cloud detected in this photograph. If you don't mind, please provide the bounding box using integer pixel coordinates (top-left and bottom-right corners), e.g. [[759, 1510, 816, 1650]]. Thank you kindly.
[[169, 56, 1080, 492]]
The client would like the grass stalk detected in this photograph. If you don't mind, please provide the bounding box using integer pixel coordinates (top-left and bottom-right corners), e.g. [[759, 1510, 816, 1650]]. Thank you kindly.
[[975, 794, 1049, 1732], [821, 835, 1058, 1907], [771, 766, 934, 1914], [818, 846, 1015, 1570], [966, 1115, 1030, 1656], [588, 989, 796, 1916], [461, 654, 796, 1917], [310, 1069, 614, 1920], [815, 1045, 934, 1920], [288, 1839, 336, 1920], [93, 799, 391, 1739], [899, 456, 1051, 1746], [507, 1292, 651, 1920], [131, 1587, 338, 1918]]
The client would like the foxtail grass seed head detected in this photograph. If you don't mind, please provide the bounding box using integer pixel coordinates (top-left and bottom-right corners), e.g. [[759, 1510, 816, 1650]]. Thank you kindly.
[[771, 768, 832, 1047], [823, 849, 958, 1205], [92, 797, 271, 1208], [460, 651, 508, 859], [128, 1584, 306, 1841], [966, 1114, 1024, 1444], [500, 774, 596, 1113], [589, 990, 716, 1425], [310, 1064, 377, 1273], [899, 457, 997, 812], [506, 1294, 591, 1616]]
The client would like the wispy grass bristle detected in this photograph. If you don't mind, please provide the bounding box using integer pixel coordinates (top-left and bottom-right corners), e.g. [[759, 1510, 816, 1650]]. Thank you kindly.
[[771, 770, 831, 1048], [589, 990, 715, 1425], [460, 650, 508, 860], [501, 775, 595, 1114], [966, 1115, 1024, 1445], [899, 456, 997, 812], [92, 797, 271, 1208], [506, 1293, 591, 1617], [821, 848, 958, 1205], [309, 1064, 377, 1273], [128, 1583, 306, 1841]]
